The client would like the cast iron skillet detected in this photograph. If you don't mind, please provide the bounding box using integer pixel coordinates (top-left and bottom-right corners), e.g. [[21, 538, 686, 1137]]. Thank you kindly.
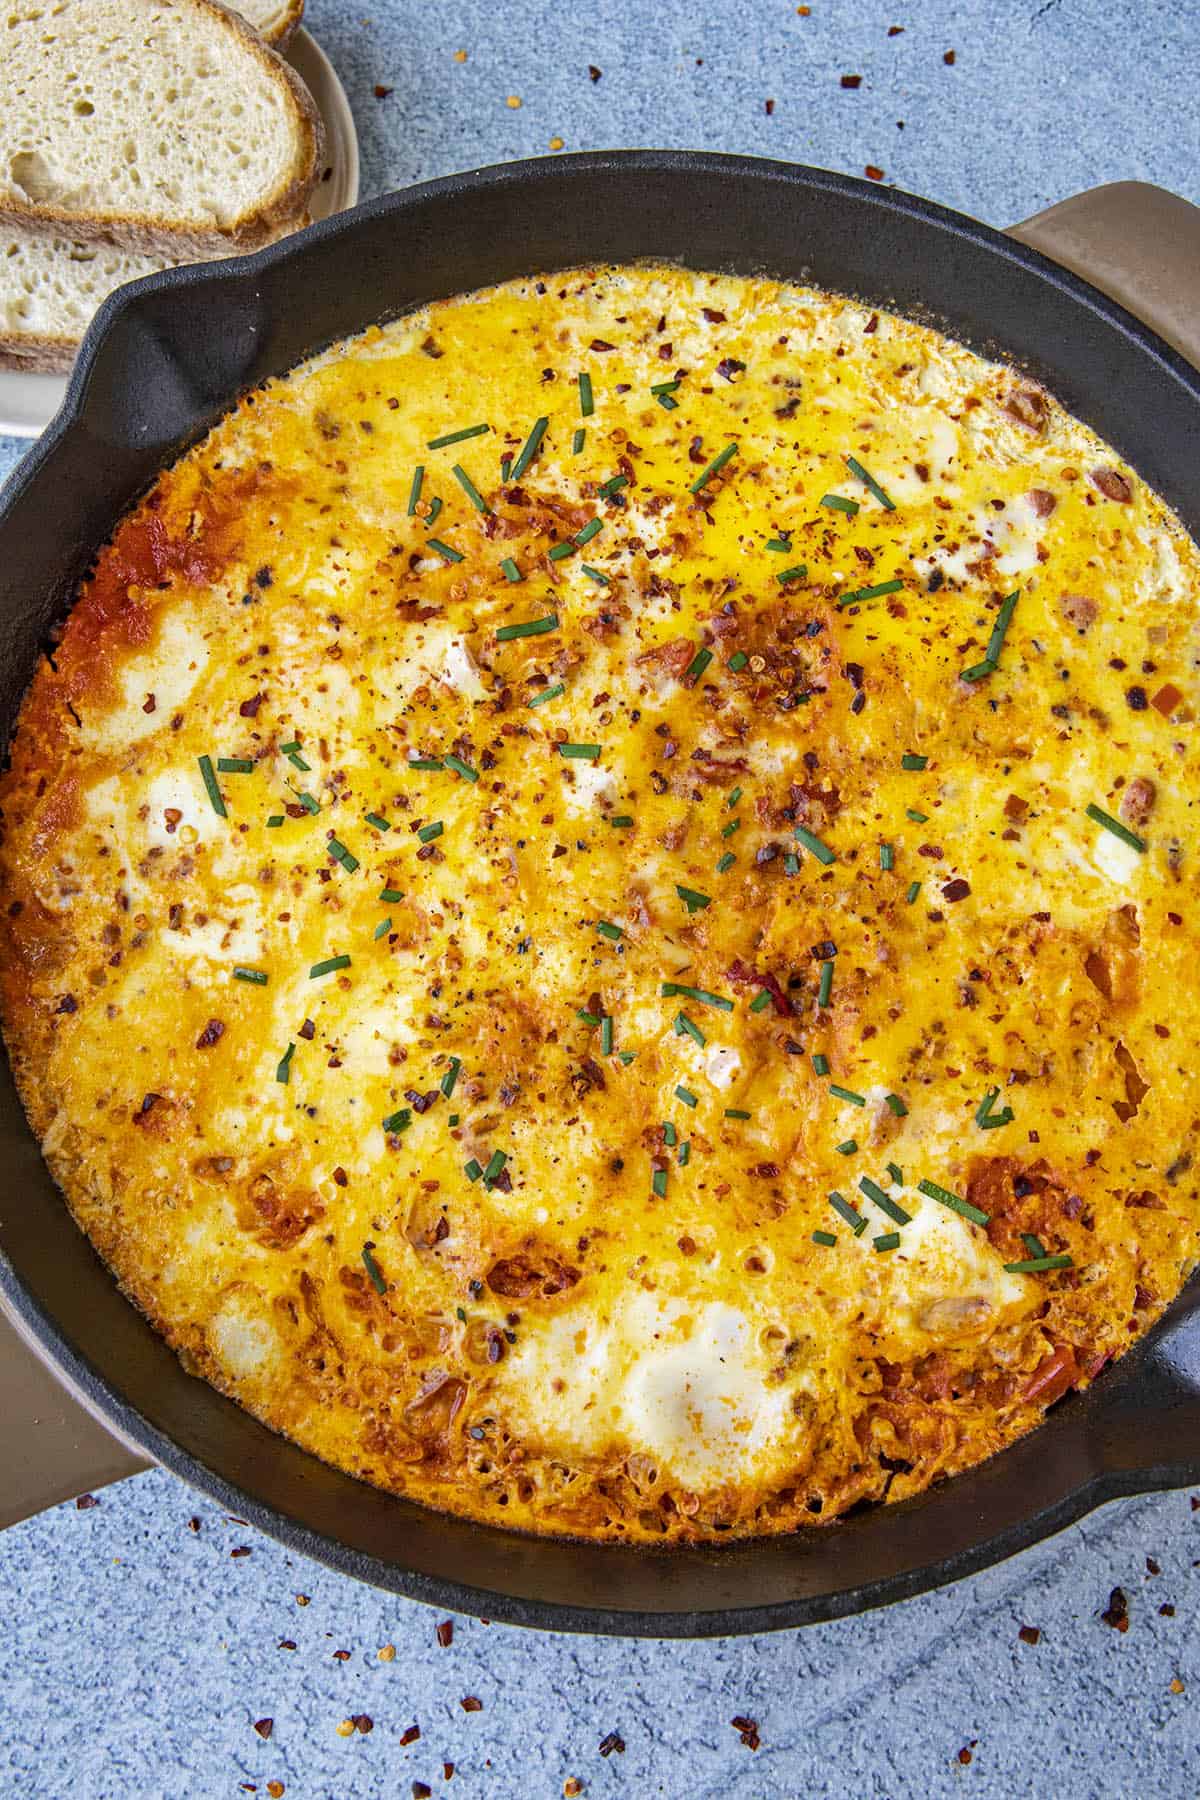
[[3, 153, 1200, 1637]]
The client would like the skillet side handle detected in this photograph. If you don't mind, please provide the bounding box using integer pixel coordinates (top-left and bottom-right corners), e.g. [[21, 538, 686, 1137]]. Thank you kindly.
[[1008, 180, 1200, 372], [0, 1300, 149, 1526]]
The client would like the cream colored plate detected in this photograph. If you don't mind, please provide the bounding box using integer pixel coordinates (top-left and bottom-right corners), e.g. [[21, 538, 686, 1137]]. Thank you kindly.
[[0, 29, 360, 440]]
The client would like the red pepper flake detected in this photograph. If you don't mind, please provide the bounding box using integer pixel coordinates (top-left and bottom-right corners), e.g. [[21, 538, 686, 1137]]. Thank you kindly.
[[841, 73, 863, 88], [332, 1649, 351, 1662], [278, 1639, 296, 1651], [400, 1724, 421, 1746], [764, 98, 775, 115], [444, 1766, 455, 1783], [436, 1619, 454, 1647], [75, 1492, 100, 1510], [888, 23, 904, 34], [1146, 1556, 1161, 1575], [412, 1786, 432, 1800], [267, 1785, 285, 1799], [253, 1719, 273, 1741], [958, 1744, 975, 1766], [943, 48, 956, 64], [461, 1696, 483, 1713], [1018, 1625, 1041, 1645], [187, 1516, 201, 1533], [731, 1716, 761, 1750], [196, 1017, 225, 1049], [352, 1715, 374, 1735], [1101, 1586, 1130, 1632], [865, 165, 885, 181], [942, 878, 971, 902], [1160, 1603, 1176, 1617], [296, 1593, 310, 1605], [374, 84, 393, 98], [230, 1545, 252, 1558], [588, 65, 602, 81], [142, 693, 156, 714], [563, 1783, 582, 1798], [597, 1731, 625, 1756]]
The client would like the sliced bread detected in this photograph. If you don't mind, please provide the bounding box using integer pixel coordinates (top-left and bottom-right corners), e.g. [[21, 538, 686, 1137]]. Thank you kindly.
[[0, 0, 324, 256], [235, 0, 305, 46], [0, 232, 179, 372]]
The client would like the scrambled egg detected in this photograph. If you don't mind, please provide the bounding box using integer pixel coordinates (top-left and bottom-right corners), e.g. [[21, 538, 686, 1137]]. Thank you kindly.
[[1, 266, 1197, 1542]]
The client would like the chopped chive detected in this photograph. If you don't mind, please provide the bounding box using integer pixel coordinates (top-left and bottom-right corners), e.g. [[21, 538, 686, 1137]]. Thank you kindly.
[[976, 1086, 1001, 1126], [727, 787, 743, 809], [497, 613, 559, 642], [884, 1093, 908, 1117], [426, 537, 463, 564], [835, 1139, 858, 1156], [818, 960, 834, 1008], [676, 884, 711, 913], [609, 815, 635, 828], [839, 578, 905, 609], [407, 757, 444, 771], [829, 1191, 868, 1235], [722, 819, 741, 839], [374, 917, 392, 940], [482, 1150, 507, 1186], [440, 1057, 461, 1098], [598, 474, 629, 497], [677, 1140, 690, 1166], [812, 1229, 838, 1248], [1022, 1233, 1048, 1259], [663, 1120, 677, 1148], [548, 541, 577, 561], [379, 886, 403, 904], [275, 1042, 295, 1084], [558, 742, 601, 759], [765, 536, 792, 553], [829, 1084, 867, 1107], [652, 1167, 668, 1198], [675, 1011, 706, 1046], [576, 1008, 601, 1026], [688, 440, 739, 494], [278, 741, 301, 754], [600, 1014, 613, 1057], [198, 754, 226, 817], [1004, 1254, 1074, 1274], [427, 422, 490, 449], [417, 821, 443, 844], [572, 428, 586, 455], [361, 1245, 388, 1294], [749, 989, 773, 1013], [812, 1053, 830, 1076], [266, 814, 284, 828], [860, 1176, 911, 1225], [510, 415, 549, 481], [500, 455, 512, 483], [660, 982, 732, 1012], [500, 556, 524, 583], [1086, 803, 1146, 854], [656, 391, 679, 411], [407, 465, 424, 515], [529, 683, 565, 708], [581, 564, 610, 585], [578, 371, 594, 416], [985, 590, 1020, 666], [980, 1107, 1015, 1129], [675, 1086, 698, 1109], [917, 1177, 989, 1227], [724, 1107, 752, 1120], [328, 837, 359, 872], [596, 920, 624, 941], [452, 463, 491, 513], [464, 1158, 483, 1183], [820, 493, 859, 515], [901, 753, 928, 772], [575, 518, 603, 546], [844, 454, 896, 511], [794, 825, 836, 865], [651, 378, 681, 396], [309, 954, 350, 978], [448, 1114, 460, 1128], [777, 564, 808, 585], [283, 746, 310, 772], [383, 1109, 411, 1134], [232, 966, 268, 985], [425, 496, 443, 528], [906, 808, 929, 824], [365, 812, 391, 832], [886, 1162, 904, 1186], [728, 650, 748, 672], [906, 881, 922, 904], [874, 1232, 901, 1253], [716, 851, 736, 873], [443, 754, 479, 783], [879, 842, 894, 871], [217, 756, 254, 774], [296, 790, 321, 814], [685, 647, 714, 682], [961, 659, 997, 684]]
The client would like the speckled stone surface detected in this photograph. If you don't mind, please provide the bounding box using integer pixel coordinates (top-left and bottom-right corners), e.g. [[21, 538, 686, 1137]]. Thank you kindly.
[[2, 1, 1200, 1793]]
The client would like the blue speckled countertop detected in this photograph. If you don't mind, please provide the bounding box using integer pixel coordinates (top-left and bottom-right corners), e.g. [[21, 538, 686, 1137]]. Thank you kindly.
[[3, 2, 1200, 1794]]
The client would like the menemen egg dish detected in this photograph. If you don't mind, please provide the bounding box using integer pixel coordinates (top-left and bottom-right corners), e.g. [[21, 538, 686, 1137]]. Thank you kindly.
[[1, 266, 1196, 1543]]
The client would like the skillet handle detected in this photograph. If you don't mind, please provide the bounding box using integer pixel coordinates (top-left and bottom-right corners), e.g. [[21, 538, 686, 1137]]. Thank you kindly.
[[1007, 180, 1200, 370], [0, 1299, 149, 1526]]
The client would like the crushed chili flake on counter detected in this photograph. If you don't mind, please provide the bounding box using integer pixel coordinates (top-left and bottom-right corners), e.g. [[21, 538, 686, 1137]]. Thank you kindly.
[[253, 1719, 273, 1740], [1101, 1586, 1130, 1631], [378, 1643, 396, 1661], [461, 1696, 483, 1713], [1017, 1625, 1041, 1645], [597, 1731, 625, 1757], [400, 1725, 421, 1746], [731, 1716, 761, 1750], [436, 1619, 454, 1647]]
